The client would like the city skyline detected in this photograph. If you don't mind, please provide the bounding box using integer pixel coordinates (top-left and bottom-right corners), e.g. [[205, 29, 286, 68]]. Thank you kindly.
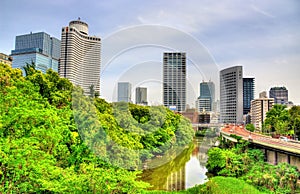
[[1, 0, 300, 105]]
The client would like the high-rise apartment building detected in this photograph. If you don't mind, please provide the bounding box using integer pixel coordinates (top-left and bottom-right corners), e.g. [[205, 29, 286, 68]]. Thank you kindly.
[[59, 19, 101, 95], [11, 32, 60, 73], [136, 87, 147, 105], [118, 82, 132, 102], [251, 98, 274, 130], [163, 52, 186, 112], [243, 78, 255, 115], [220, 66, 243, 123], [269, 87, 288, 105], [197, 81, 215, 112]]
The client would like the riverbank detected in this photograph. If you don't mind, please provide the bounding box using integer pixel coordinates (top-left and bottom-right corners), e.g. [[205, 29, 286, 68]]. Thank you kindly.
[[144, 176, 265, 194]]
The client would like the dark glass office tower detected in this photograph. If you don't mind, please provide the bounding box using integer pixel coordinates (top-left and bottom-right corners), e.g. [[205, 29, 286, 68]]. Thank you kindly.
[[163, 52, 186, 112], [243, 78, 255, 115]]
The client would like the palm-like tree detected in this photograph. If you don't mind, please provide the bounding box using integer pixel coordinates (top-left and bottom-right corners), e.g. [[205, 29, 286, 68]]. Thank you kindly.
[[22, 61, 36, 76]]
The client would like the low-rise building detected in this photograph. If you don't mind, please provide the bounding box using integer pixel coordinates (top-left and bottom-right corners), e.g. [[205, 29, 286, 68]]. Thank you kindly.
[[0, 53, 13, 66]]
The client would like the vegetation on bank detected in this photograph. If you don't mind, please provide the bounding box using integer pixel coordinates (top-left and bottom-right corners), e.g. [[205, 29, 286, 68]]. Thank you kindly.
[[0, 63, 194, 193], [263, 104, 300, 137], [144, 176, 265, 194], [195, 128, 217, 137], [206, 140, 300, 193]]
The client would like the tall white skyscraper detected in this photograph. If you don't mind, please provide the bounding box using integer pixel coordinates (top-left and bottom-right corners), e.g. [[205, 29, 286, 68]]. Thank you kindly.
[[118, 82, 132, 102], [59, 18, 101, 95], [220, 66, 243, 123], [163, 52, 186, 112]]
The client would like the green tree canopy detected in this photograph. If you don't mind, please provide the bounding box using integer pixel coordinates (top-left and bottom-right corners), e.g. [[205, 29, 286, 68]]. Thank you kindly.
[[264, 104, 290, 134]]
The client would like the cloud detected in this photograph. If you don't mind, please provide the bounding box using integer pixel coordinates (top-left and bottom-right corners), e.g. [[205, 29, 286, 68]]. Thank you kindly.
[[251, 4, 275, 18]]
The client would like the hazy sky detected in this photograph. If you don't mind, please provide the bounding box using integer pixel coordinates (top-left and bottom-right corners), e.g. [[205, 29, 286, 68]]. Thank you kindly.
[[1, 0, 300, 106]]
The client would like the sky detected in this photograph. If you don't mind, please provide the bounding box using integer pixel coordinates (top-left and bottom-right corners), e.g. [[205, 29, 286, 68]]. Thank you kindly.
[[1, 0, 300, 106]]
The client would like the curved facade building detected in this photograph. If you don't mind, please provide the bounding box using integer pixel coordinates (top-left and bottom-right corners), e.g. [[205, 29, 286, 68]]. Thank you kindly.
[[59, 19, 101, 95], [220, 66, 243, 123]]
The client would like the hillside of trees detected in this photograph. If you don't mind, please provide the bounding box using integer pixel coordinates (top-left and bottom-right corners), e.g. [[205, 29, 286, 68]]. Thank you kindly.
[[0, 63, 194, 193], [207, 141, 299, 193]]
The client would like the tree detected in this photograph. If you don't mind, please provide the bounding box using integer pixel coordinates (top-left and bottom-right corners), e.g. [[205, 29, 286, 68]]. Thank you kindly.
[[0, 63, 151, 193], [22, 61, 36, 76], [289, 106, 300, 139], [265, 104, 290, 134], [89, 84, 95, 98], [245, 124, 255, 132]]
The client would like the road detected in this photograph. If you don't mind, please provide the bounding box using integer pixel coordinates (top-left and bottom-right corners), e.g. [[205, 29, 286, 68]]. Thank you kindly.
[[221, 124, 300, 151]]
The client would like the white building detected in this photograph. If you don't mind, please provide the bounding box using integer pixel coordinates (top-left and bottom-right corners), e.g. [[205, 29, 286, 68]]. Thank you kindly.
[[59, 19, 101, 95], [220, 66, 243, 123], [250, 97, 274, 130], [118, 82, 132, 102]]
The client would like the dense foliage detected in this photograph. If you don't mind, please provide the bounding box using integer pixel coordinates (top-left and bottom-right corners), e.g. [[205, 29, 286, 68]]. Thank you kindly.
[[0, 63, 194, 192], [206, 141, 299, 193], [264, 104, 300, 137], [245, 123, 255, 132], [144, 176, 265, 194]]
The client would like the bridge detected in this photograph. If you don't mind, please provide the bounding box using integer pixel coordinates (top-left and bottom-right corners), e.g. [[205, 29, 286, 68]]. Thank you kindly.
[[221, 124, 300, 170]]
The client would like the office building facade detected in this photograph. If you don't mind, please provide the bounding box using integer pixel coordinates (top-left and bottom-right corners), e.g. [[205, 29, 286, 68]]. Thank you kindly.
[[11, 32, 60, 73], [59, 19, 101, 95], [136, 87, 147, 105], [220, 66, 243, 123], [269, 87, 288, 105], [197, 81, 215, 112], [118, 82, 132, 102], [197, 98, 211, 112], [251, 98, 274, 130], [163, 52, 186, 112], [243, 78, 255, 115]]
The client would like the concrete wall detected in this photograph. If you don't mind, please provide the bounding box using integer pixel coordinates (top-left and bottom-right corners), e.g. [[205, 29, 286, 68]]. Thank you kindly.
[[290, 156, 300, 171], [265, 150, 300, 171]]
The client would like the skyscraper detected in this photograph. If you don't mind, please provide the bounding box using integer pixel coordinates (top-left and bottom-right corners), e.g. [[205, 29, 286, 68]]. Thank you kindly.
[[220, 66, 243, 123], [163, 52, 186, 112], [269, 87, 288, 105], [118, 82, 132, 102], [11, 32, 60, 73], [59, 19, 101, 95], [197, 81, 215, 112], [243, 78, 255, 115], [136, 87, 148, 105]]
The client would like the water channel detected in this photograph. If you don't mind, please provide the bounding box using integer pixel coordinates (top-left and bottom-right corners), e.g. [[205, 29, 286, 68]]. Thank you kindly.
[[141, 135, 217, 191]]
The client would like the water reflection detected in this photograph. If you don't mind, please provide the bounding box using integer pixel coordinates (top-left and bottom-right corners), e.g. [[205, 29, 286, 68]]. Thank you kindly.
[[141, 137, 215, 191]]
